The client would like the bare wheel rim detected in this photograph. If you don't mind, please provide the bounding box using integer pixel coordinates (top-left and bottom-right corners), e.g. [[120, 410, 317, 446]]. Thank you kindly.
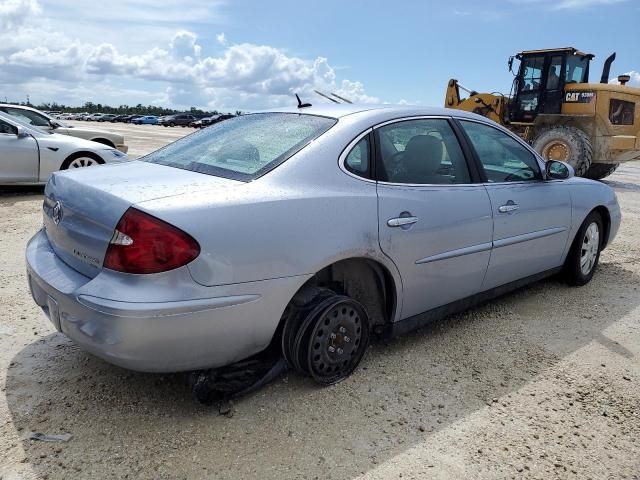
[[542, 140, 571, 162], [580, 222, 600, 275], [68, 157, 99, 168], [305, 299, 369, 385]]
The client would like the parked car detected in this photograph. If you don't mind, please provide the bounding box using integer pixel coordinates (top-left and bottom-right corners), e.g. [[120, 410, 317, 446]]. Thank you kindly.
[[25, 105, 620, 385], [98, 114, 118, 122], [113, 115, 129, 122], [85, 113, 104, 121], [132, 115, 159, 125], [0, 112, 129, 185], [0, 104, 128, 153], [161, 114, 196, 127]]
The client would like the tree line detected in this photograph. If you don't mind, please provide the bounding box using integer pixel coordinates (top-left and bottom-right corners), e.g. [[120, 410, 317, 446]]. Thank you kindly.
[[12, 100, 240, 116]]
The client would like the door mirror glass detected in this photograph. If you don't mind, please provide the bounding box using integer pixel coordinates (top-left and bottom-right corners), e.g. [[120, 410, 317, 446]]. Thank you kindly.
[[545, 160, 573, 180]]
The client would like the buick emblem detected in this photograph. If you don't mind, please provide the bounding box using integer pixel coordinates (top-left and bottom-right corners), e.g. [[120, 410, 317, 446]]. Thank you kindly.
[[52, 201, 63, 225]]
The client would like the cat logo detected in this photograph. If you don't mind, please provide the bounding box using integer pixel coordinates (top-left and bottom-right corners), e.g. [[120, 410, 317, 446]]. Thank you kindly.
[[565, 91, 595, 103]]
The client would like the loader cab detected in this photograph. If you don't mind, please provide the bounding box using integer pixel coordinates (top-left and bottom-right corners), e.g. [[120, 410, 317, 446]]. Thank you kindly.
[[509, 48, 593, 123]]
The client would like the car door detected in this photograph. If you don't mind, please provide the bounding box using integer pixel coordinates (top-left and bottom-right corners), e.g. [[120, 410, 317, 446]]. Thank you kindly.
[[375, 117, 493, 319], [457, 119, 571, 290], [0, 118, 39, 183]]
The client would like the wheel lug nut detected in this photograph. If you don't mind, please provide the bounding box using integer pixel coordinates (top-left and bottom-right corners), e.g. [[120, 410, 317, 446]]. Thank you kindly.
[[344, 336, 351, 343], [339, 327, 346, 333], [328, 346, 335, 353], [330, 333, 337, 340], [337, 348, 344, 355]]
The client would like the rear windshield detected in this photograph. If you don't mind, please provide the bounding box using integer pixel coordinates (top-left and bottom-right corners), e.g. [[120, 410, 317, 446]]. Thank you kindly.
[[142, 113, 337, 181]]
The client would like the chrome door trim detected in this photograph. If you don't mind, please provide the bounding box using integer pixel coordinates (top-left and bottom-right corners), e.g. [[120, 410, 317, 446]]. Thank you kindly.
[[415, 241, 493, 265], [337, 128, 376, 183], [493, 226, 568, 249]]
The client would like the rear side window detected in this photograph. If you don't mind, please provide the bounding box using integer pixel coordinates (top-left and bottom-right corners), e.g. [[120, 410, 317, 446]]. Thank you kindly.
[[376, 118, 471, 185], [142, 113, 336, 181], [344, 136, 370, 177], [610, 99, 635, 125], [459, 120, 541, 182]]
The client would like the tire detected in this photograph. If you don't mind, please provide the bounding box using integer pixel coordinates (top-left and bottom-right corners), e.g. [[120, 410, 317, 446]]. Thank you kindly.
[[584, 163, 620, 180], [170, 122, 176, 127], [532, 126, 592, 177], [564, 211, 603, 286], [60, 152, 104, 170], [281, 288, 370, 385]]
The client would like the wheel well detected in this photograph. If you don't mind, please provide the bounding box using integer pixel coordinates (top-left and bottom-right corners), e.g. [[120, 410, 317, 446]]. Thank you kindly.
[[61, 151, 104, 169], [273, 259, 397, 347], [593, 206, 611, 249], [91, 138, 115, 148]]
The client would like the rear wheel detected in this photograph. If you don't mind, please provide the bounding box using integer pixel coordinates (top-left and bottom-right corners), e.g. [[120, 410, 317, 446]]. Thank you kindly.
[[584, 163, 620, 180], [282, 288, 370, 385], [532, 126, 592, 177], [61, 152, 104, 170], [564, 211, 603, 286]]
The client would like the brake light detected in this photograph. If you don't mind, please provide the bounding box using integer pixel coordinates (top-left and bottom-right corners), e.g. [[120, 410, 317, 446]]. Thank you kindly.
[[104, 208, 200, 274]]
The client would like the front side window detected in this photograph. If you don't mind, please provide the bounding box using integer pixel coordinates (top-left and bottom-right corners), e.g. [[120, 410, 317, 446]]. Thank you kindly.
[[0, 119, 16, 135], [609, 99, 635, 125], [344, 135, 370, 177], [546, 55, 563, 90], [376, 119, 471, 185], [143, 113, 336, 181], [459, 120, 541, 183]]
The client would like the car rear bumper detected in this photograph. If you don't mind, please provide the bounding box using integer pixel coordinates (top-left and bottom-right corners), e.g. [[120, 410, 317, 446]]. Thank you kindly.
[[116, 144, 128, 154], [26, 229, 308, 372]]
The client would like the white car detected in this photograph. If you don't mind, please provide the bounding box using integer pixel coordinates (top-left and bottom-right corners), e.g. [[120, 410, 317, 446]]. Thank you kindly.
[[0, 112, 129, 185], [0, 105, 128, 153]]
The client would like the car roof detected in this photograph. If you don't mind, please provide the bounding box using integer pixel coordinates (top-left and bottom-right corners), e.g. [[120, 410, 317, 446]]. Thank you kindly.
[[254, 103, 491, 122]]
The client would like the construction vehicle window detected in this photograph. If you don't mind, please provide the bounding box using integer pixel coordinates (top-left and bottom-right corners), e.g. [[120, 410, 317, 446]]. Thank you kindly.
[[609, 99, 635, 125], [547, 56, 563, 90], [565, 56, 588, 84], [459, 121, 542, 183], [376, 119, 471, 185], [344, 136, 370, 177], [521, 56, 544, 92]]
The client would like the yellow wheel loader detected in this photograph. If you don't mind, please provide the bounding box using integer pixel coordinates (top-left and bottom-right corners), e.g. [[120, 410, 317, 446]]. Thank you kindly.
[[445, 47, 640, 179]]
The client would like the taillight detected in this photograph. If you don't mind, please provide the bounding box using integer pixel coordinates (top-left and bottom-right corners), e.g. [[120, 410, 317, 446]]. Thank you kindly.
[[103, 208, 200, 274]]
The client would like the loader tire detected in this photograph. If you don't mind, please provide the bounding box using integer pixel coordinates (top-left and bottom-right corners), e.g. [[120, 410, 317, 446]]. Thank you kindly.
[[532, 126, 592, 177], [584, 163, 620, 180]]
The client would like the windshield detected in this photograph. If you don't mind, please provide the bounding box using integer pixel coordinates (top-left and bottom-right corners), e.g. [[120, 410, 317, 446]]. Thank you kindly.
[[142, 113, 337, 181]]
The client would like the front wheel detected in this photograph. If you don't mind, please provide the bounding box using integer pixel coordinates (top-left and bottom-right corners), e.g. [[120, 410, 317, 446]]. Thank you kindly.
[[564, 211, 603, 286], [61, 152, 104, 170], [532, 126, 592, 177], [282, 288, 370, 385]]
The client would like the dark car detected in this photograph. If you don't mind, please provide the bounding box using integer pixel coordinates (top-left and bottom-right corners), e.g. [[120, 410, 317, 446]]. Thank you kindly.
[[113, 115, 129, 122], [161, 114, 196, 127], [126, 115, 143, 123]]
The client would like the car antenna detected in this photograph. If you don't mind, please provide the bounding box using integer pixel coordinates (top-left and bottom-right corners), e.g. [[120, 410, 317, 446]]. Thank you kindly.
[[314, 90, 340, 103], [295, 94, 312, 108], [330, 92, 352, 104]]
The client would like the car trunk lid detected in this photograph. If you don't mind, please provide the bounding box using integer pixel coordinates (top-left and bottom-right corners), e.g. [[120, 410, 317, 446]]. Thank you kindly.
[[43, 161, 242, 278]]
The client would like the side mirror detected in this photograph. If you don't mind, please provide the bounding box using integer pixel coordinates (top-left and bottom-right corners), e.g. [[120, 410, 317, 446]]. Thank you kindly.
[[546, 160, 573, 180], [15, 126, 29, 138], [49, 119, 60, 129]]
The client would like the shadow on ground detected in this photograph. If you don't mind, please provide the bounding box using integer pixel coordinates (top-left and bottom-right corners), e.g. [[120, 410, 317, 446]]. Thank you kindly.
[[5, 261, 639, 479]]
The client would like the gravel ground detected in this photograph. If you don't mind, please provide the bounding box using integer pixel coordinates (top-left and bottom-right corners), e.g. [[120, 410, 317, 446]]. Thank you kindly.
[[0, 125, 638, 479]]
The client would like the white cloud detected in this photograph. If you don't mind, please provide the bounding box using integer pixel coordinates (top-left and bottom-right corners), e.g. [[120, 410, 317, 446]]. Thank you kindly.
[[553, 0, 625, 8], [0, 0, 378, 110], [0, 0, 40, 29]]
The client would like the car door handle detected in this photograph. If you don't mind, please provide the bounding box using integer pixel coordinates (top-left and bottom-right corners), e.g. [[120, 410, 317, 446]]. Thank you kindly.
[[498, 203, 519, 213], [387, 216, 418, 227]]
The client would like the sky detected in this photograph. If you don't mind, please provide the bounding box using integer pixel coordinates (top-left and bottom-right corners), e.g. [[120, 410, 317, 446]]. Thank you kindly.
[[0, 0, 638, 111]]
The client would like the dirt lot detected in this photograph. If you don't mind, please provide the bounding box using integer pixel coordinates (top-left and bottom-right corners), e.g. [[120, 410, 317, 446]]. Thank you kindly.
[[0, 124, 638, 479]]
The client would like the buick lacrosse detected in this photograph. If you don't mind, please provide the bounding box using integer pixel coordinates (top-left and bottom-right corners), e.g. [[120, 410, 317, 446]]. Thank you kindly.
[[26, 105, 621, 384]]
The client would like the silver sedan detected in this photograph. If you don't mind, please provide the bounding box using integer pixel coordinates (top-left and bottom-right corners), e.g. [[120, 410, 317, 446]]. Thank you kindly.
[[25, 105, 621, 385]]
